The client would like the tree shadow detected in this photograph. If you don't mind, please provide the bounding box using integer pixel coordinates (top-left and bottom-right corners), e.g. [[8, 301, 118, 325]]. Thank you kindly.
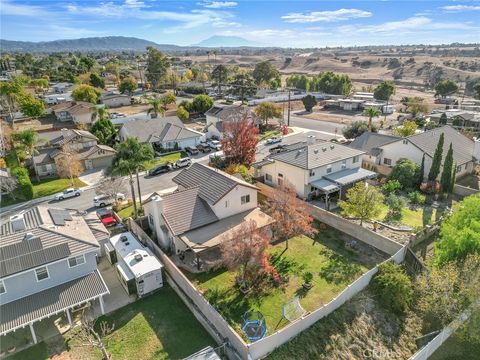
[[318, 248, 362, 285], [422, 206, 434, 226]]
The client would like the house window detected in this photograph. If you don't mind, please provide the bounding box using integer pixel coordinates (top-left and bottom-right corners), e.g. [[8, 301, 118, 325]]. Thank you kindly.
[[278, 173, 283, 178], [40, 165, 48, 173], [341, 160, 347, 169], [353, 155, 359, 163], [277, 177, 284, 186], [383, 158, 392, 166], [326, 165, 332, 174], [309, 170, 315, 177], [35, 266, 49, 281], [0, 280, 5, 294], [241, 195, 250, 204], [265, 173, 272, 182], [148, 214, 154, 226], [68, 254, 86, 268], [225, 200, 229, 208], [403, 139, 408, 144], [456, 165, 463, 173]]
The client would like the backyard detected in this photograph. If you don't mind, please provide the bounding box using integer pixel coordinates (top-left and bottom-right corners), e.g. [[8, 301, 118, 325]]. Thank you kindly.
[[186, 227, 380, 338], [7, 287, 216, 360]]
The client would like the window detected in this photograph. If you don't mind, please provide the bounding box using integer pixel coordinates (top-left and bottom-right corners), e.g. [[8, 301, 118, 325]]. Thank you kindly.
[[148, 214, 154, 226], [353, 155, 359, 163], [225, 200, 229, 208], [35, 266, 49, 281], [278, 173, 283, 178], [456, 165, 462, 173], [277, 177, 284, 186], [341, 160, 347, 169], [326, 165, 332, 174], [309, 170, 315, 177], [68, 254, 86, 268], [403, 139, 408, 144], [383, 158, 392, 166], [241, 195, 250, 204], [0, 280, 5, 294], [40, 165, 48, 173], [265, 173, 272, 182]]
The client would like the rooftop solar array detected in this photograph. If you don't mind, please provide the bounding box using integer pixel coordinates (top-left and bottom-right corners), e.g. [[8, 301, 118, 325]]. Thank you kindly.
[[48, 209, 73, 226]]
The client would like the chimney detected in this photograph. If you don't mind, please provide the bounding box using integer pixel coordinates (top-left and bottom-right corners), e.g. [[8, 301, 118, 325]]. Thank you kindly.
[[307, 135, 316, 145], [10, 213, 26, 232], [152, 195, 164, 214], [474, 138, 480, 163]]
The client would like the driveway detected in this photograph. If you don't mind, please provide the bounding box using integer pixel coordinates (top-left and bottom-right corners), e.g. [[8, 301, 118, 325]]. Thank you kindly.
[[79, 168, 107, 186]]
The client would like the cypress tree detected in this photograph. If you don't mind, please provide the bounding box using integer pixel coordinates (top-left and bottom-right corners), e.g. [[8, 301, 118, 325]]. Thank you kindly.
[[418, 153, 425, 186], [440, 143, 454, 193], [439, 113, 448, 125], [428, 133, 444, 181], [451, 162, 457, 193]]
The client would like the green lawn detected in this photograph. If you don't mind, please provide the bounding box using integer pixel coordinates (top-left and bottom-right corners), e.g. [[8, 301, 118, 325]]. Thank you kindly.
[[186, 228, 372, 337], [145, 151, 187, 171], [258, 130, 282, 141], [116, 202, 139, 220], [1, 177, 87, 207], [375, 203, 442, 229], [6, 342, 48, 360]]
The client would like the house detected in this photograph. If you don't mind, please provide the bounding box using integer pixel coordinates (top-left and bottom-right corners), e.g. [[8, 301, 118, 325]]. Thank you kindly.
[[101, 93, 131, 108], [348, 132, 400, 174], [33, 129, 116, 177], [117, 116, 204, 150], [44, 92, 72, 105], [253, 135, 377, 208], [52, 82, 74, 93], [373, 126, 480, 180], [50, 101, 93, 125], [205, 105, 260, 139], [429, 109, 480, 130], [143, 163, 273, 268], [0, 206, 110, 344]]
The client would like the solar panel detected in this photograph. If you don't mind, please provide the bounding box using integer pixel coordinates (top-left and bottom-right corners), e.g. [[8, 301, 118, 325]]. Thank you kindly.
[[48, 209, 73, 226]]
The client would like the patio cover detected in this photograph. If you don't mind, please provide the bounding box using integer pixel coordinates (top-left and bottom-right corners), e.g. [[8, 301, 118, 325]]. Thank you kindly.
[[309, 179, 340, 193], [324, 167, 377, 186], [0, 270, 109, 335]]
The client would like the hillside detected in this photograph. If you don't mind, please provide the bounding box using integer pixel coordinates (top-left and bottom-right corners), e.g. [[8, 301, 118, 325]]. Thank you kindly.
[[0, 36, 182, 52], [194, 35, 260, 48]]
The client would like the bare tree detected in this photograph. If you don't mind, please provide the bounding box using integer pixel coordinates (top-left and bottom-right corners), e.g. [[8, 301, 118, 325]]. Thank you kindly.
[[95, 176, 128, 204], [71, 312, 114, 360], [1, 176, 18, 200], [55, 143, 84, 186]]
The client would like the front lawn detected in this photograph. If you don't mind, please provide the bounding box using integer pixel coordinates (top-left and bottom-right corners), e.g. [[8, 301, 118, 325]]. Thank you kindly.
[[1, 177, 87, 207], [186, 228, 373, 337], [258, 130, 282, 141], [145, 151, 187, 171]]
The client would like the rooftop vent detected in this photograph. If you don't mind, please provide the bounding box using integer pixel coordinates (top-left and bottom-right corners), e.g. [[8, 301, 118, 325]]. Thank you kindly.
[[124, 242, 130, 246], [134, 253, 143, 262], [23, 232, 36, 241], [330, 144, 335, 149], [322, 147, 327, 152], [120, 235, 128, 243], [314, 149, 319, 154], [10, 213, 26, 232]]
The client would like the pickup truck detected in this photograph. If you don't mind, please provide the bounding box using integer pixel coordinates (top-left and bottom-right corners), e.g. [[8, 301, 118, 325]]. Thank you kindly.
[[54, 188, 82, 201]]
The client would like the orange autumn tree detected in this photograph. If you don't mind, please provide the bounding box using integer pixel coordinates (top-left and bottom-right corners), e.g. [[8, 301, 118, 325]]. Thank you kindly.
[[221, 112, 259, 167], [219, 220, 270, 290], [268, 183, 317, 249]]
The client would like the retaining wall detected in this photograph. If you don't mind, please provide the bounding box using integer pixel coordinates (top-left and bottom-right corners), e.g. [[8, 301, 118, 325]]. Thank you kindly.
[[453, 183, 479, 197]]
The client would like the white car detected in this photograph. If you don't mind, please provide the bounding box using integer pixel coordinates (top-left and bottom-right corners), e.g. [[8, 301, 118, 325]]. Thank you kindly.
[[93, 193, 126, 207], [54, 188, 82, 201], [266, 136, 283, 145], [174, 157, 192, 169], [208, 140, 222, 150], [209, 151, 225, 161]]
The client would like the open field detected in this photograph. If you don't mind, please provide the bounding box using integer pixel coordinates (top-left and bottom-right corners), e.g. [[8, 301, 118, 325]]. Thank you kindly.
[[186, 227, 378, 338]]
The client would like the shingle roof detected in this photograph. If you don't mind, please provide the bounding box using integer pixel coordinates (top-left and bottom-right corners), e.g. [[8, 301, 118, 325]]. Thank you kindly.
[[205, 105, 259, 123], [0, 270, 108, 334], [270, 141, 365, 170], [406, 126, 474, 165], [161, 187, 219, 235], [0, 207, 43, 236], [120, 116, 201, 143], [172, 163, 257, 205], [349, 132, 400, 154]]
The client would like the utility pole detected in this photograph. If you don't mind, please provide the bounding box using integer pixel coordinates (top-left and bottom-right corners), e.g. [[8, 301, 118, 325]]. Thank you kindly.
[[287, 88, 291, 127]]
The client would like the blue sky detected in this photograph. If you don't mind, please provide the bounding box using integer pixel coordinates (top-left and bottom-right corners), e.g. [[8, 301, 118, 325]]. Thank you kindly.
[[1, 0, 479, 47]]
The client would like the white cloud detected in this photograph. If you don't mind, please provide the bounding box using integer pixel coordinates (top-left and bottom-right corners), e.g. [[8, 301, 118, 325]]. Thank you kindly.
[[0, 0, 50, 16], [441, 5, 480, 12], [281, 8, 372, 23], [197, 1, 238, 9], [124, 0, 149, 9]]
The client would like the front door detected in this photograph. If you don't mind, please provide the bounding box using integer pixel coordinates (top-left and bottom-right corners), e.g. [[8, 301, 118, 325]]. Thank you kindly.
[[85, 159, 93, 170]]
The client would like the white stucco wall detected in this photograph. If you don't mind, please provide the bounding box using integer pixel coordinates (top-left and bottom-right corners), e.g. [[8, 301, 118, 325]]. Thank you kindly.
[[259, 161, 309, 198], [210, 185, 258, 219]]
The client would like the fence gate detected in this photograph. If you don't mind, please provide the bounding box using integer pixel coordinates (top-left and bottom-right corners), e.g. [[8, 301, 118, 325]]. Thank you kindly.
[[404, 247, 426, 275]]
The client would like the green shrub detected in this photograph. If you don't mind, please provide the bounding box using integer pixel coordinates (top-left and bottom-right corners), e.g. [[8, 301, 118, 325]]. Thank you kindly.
[[11, 167, 33, 200], [382, 180, 401, 194], [388, 159, 420, 190], [407, 191, 426, 205], [385, 194, 406, 216], [372, 261, 413, 315]]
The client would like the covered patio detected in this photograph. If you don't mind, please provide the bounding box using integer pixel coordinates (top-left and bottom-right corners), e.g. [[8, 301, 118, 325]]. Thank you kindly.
[[309, 179, 340, 210]]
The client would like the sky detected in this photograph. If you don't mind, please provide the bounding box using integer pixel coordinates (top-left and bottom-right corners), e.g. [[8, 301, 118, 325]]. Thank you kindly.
[[1, 0, 480, 47]]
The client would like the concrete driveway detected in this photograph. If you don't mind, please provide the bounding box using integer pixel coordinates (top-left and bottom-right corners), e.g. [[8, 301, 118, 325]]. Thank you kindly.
[[79, 169, 107, 186]]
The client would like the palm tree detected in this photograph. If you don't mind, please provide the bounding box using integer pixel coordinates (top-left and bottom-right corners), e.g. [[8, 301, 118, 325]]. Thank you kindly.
[[145, 96, 165, 118], [91, 106, 109, 122], [362, 107, 381, 132], [13, 129, 40, 182], [113, 138, 154, 217]]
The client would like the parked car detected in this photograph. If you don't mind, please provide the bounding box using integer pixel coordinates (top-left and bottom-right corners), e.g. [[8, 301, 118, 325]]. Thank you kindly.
[[185, 146, 199, 155], [266, 136, 283, 145], [269, 144, 287, 154], [93, 193, 126, 207], [174, 157, 192, 169], [197, 143, 212, 153], [54, 188, 82, 201], [148, 162, 172, 176], [208, 140, 222, 150], [209, 151, 225, 161]]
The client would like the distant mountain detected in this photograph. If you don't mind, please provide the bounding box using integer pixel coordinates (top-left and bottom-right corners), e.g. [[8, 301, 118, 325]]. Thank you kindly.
[[0, 36, 183, 52], [194, 35, 260, 48]]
